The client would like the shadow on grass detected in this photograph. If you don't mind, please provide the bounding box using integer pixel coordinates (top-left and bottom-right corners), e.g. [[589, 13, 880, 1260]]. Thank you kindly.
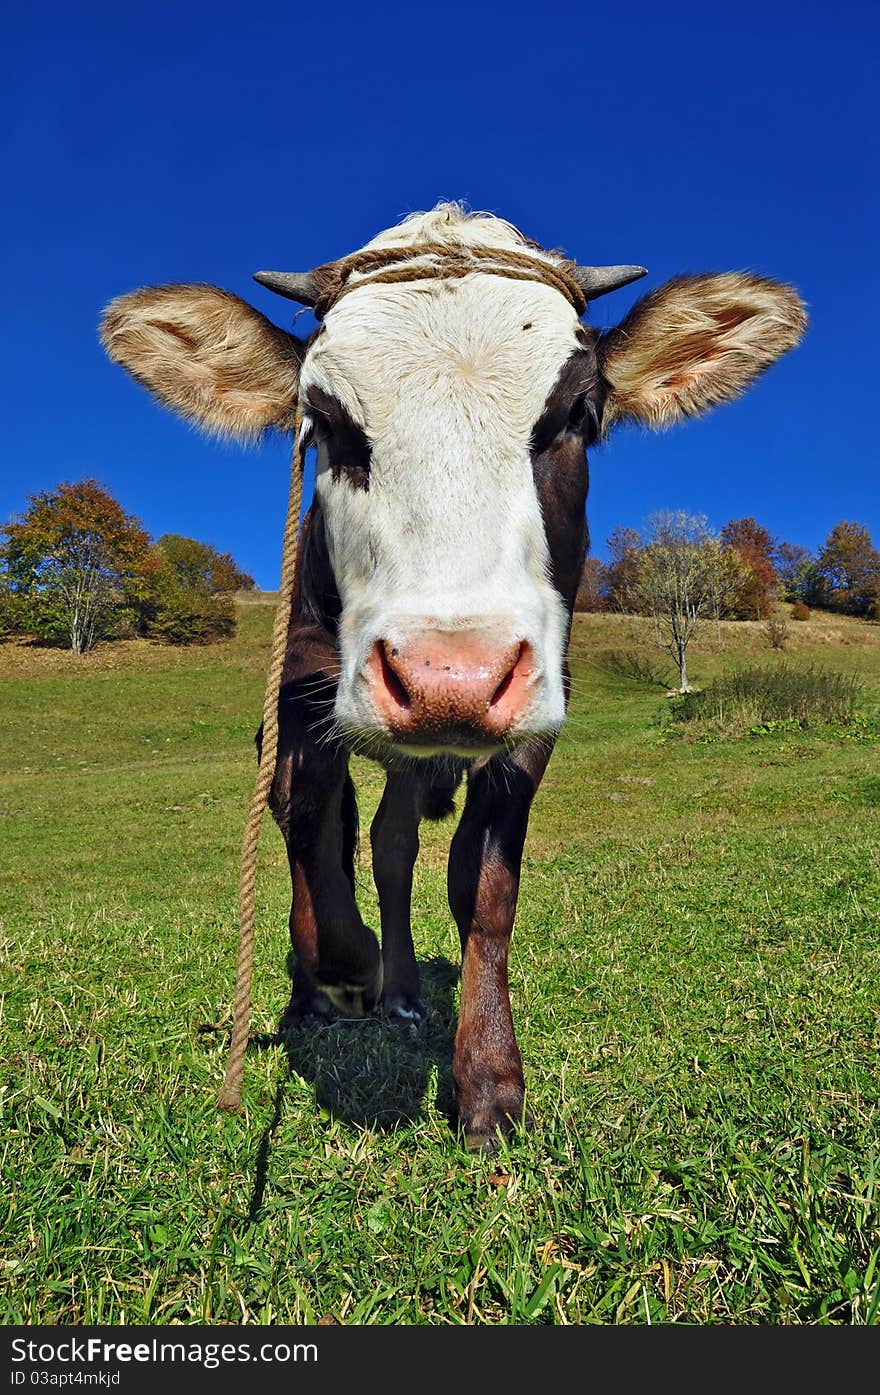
[[244, 955, 459, 1219], [278, 955, 458, 1128]]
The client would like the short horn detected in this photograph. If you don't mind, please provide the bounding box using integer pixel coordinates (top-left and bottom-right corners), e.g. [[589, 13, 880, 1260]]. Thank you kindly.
[[252, 270, 321, 307], [572, 265, 648, 300]]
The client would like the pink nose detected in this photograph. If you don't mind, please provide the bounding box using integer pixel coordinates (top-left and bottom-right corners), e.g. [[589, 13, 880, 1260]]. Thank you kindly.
[[365, 631, 536, 745]]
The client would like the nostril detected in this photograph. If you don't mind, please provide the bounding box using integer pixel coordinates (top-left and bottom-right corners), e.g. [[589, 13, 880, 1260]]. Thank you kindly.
[[378, 642, 411, 710], [490, 668, 515, 708], [489, 642, 527, 708]]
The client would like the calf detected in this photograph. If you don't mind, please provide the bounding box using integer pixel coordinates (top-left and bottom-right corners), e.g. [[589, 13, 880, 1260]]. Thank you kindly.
[[101, 203, 805, 1150]]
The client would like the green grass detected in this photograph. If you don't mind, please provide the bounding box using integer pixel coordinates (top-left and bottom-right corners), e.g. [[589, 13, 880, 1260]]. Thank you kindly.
[[1, 606, 879, 1324]]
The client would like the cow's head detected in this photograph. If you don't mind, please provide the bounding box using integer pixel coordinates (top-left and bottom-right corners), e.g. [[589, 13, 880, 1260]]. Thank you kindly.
[[101, 205, 805, 759]]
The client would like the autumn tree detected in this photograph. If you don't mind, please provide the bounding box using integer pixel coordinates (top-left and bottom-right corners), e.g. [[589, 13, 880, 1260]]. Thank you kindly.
[[720, 516, 778, 619], [775, 541, 814, 602], [811, 521, 880, 616], [1, 480, 157, 653], [629, 511, 719, 691]]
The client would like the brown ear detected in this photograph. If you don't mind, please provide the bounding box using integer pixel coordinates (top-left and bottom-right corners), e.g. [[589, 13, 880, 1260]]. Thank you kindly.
[[100, 284, 305, 440], [597, 272, 806, 432]]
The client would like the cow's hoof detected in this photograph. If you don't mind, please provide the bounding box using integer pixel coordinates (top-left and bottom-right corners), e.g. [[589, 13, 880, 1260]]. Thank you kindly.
[[315, 960, 383, 1018], [382, 992, 426, 1027], [464, 1115, 534, 1155], [278, 978, 332, 1032], [465, 1129, 504, 1156], [458, 1097, 531, 1154]]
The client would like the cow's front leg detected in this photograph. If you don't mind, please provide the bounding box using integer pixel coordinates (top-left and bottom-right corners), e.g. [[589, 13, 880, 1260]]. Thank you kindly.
[[371, 771, 425, 1024], [447, 741, 552, 1152], [269, 659, 382, 1026], [284, 756, 381, 1020]]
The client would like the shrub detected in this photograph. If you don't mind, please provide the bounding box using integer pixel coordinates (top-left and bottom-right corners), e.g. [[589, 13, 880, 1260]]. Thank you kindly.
[[145, 588, 235, 645], [15, 594, 138, 649], [0, 590, 32, 638], [790, 601, 811, 621], [763, 617, 788, 650], [666, 663, 860, 736]]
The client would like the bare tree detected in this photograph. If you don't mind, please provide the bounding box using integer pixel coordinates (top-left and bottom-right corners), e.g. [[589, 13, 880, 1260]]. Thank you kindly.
[[628, 511, 719, 691]]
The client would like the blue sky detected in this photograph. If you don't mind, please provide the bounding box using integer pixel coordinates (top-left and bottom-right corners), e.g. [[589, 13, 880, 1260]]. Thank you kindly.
[[3, 0, 877, 587]]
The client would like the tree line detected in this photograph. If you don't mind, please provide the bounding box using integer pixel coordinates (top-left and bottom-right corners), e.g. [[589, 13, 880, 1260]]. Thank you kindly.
[[578, 515, 880, 622], [0, 480, 254, 653], [577, 511, 879, 692], [3, 482, 878, 671]]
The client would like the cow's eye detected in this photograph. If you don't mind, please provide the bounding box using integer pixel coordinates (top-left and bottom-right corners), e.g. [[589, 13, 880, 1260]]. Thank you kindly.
[[572, 397, 600, 445], [309, 409, 333, 442]]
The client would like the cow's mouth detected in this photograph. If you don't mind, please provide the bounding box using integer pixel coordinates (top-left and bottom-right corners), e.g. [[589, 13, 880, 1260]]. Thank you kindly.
[[384, 725, 516, 760]]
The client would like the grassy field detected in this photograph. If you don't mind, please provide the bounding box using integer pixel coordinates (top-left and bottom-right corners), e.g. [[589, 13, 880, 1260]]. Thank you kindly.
[[1, 604, 879, 1325]]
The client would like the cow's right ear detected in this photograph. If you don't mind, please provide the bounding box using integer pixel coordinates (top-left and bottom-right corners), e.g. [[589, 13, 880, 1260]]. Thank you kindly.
[[595, 272, 806, 433], [100, 284, 305, 441]]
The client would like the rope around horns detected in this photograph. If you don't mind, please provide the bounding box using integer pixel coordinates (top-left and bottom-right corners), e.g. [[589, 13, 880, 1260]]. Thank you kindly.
[[311, 240, 588, 320], [216, 242, 587, 1112]]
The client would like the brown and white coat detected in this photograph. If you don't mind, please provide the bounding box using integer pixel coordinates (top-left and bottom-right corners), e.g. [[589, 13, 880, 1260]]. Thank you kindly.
[[101, 203, 805, 1150]]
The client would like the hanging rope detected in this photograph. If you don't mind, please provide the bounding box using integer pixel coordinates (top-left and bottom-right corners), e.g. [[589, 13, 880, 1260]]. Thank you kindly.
[[217, 408, 304, 1112], [216, 240, 586, 1112]]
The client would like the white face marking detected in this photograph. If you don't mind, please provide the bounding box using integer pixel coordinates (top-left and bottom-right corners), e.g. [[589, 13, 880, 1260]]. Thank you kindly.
[[299, 216, 584, 753]]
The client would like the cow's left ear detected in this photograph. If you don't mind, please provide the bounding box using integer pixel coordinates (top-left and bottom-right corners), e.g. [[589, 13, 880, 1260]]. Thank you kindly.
[[597, 272, 806, 432], [100, 284, 305, 441]]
